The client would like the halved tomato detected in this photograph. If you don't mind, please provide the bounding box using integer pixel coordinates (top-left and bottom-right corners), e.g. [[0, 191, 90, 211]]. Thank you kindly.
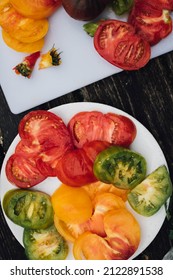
[[10, 0, 62, 19], [0, 3, 49, 43], [128, 0, 172, 45], [94, 19, 151, 70], [5, 154, 46, 188], [68, 111, 136, 148]]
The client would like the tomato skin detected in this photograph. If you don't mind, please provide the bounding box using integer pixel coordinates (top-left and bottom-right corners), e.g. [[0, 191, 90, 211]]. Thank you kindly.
[[68, 111, 136, 148], [128, 0, 172, 46], [105, 113, 137, 147], [140, 0, 173, 11], [6, 154, 46, 188], [94, 19, 151, 70]]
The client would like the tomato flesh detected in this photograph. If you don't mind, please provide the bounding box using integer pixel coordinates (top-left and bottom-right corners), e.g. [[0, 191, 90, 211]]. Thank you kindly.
[[94, 19, 151, 70], [128, 0, 172, 45]]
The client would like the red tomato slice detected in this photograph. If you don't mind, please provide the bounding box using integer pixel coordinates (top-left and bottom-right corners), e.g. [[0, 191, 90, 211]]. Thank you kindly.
[[67, 111, 115, 148], [55, 148, 97, 187], [73, 232, 123, 260], [37, 145, 73, 177], [82, 140, 111, 161], [18, 110, 73, 150], [94, 19, 151, 70], [15, 139, 42, 158], [5, 154, 46, 188], [68, 111, 136, 148], [105, 113, 137, 147], [128, 1, 172, 45]]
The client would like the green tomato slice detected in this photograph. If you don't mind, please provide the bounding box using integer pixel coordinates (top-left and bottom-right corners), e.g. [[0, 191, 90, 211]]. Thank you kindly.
[[3, 189, 54, 229], [93, 146, 147, 190], [23, 225, 69, 260], [127, 165, 172, 217]]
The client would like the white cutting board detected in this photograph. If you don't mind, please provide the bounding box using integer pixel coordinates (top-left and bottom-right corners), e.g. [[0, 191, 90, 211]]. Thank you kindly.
[[0, 6, 173, 114]]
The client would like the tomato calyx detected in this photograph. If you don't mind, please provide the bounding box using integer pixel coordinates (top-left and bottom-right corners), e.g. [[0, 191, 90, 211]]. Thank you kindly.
[[13, 52, 40, 78]]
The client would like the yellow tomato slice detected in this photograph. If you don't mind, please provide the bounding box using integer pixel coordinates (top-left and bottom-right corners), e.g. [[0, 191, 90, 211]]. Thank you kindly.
[[82, 181, 129, 202], [73, 232, 123, 260], [0, 3, 49, 43], [10, 0, 61, 19], [2, 29, 44, 53], [51, 184, 93, 224], [104, 208, 141, 259]]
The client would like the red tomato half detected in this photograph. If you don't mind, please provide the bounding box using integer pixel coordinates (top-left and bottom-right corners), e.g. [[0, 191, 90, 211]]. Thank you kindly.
[[5, 154, 46, 188], [68, 111, 136, 148], [94, 19, 151, 70], [18, 110, 73, 150], [128, 1, 172, 45]]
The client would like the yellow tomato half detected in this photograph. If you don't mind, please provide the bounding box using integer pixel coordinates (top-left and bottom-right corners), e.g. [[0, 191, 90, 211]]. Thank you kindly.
[[51, 184, 93, 224]]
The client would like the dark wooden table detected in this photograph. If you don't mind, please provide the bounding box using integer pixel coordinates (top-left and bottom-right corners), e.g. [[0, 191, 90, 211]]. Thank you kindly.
[[0, 51, 173, 260]]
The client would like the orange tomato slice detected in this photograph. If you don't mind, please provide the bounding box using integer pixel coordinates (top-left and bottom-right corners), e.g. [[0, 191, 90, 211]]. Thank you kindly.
[[73, 232, 123, 260], [2, 29, 44, 53], [0, 3, 49, 43], [10, 0, 62, 19], [51, 184, 93, 224], [104, 208, 141, 259], [82, 181, 129, 202]]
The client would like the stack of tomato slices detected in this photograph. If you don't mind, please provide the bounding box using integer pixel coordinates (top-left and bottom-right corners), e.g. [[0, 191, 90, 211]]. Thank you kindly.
[[5, 109, 136, 189]]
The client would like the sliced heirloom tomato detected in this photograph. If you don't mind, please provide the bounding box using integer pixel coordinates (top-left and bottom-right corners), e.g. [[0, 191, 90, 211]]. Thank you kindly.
[[55, 141, 110, 187], [68, 111, 136, 148], [140, 0, 173, 11], [104, 208, 141, 259], [93, 146, 147, 190], [51, 184, 93, 224], [128, 165, 172, 216], [94, 19, 151, 70], [18, 110, 73, 150], [10, 0, 62, 19], [5, 154, 46, 188], [23, 225, 68, 260], [3, 189, 54, 229], [2, 29, 44, 53], [128, 0, 172, 45], [0, 3, 49, 43]]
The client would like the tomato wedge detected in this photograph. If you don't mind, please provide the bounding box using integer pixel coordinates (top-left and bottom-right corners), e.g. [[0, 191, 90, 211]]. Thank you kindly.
[[94, 19, 151, 70], [140, 0, 173, 11], [68, 111, 136, 148], [5, 154, 46, 188], [128, 0, 172, 45]]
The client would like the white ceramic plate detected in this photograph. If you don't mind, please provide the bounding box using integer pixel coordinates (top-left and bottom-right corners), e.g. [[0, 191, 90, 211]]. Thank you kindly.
[[0, 6, 173, 114], [0, 102, 168, 259]]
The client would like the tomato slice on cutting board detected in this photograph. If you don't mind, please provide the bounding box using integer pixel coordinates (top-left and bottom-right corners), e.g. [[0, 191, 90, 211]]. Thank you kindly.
[[94, 19, 151, 70]]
